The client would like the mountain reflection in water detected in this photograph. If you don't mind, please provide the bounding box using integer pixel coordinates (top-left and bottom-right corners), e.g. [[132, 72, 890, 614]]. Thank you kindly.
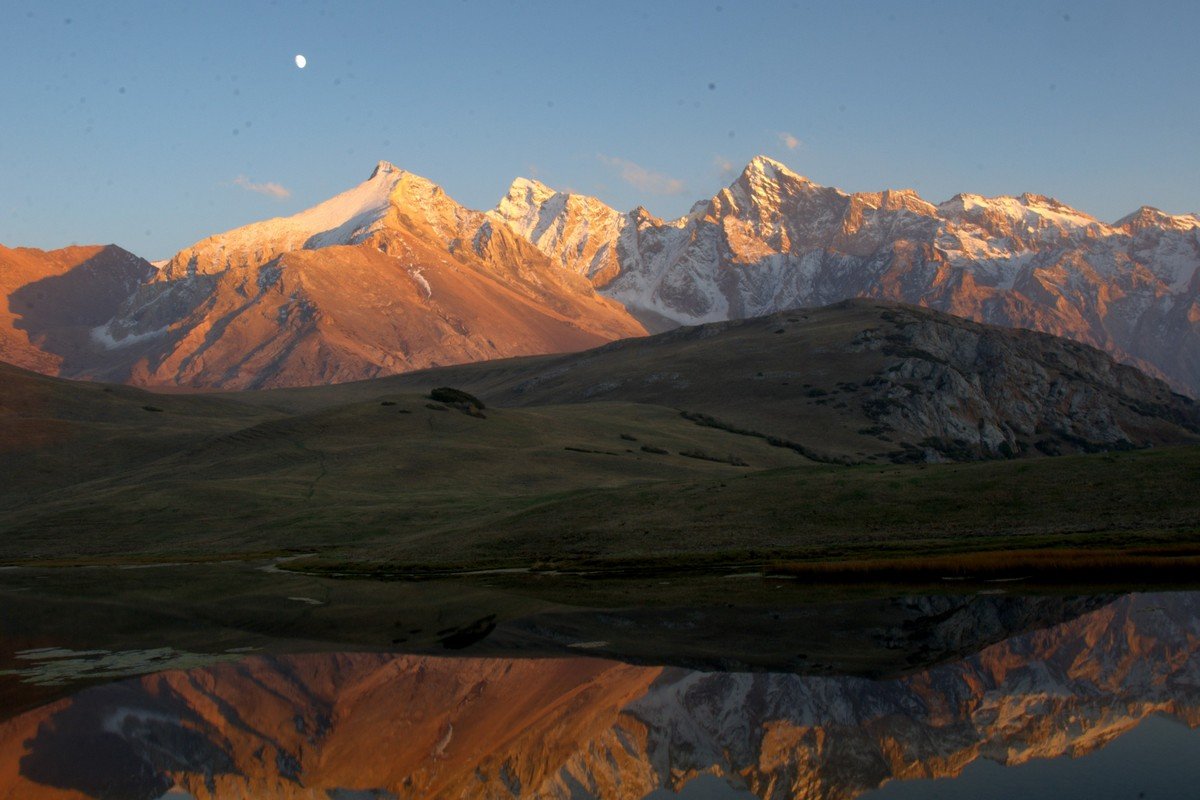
[[1, 593, 1198, 800]]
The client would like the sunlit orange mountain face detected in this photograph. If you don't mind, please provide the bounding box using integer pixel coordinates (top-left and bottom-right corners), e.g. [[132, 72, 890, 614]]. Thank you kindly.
[[0, 163, 644, 390], [3, 158, 1200, 393], [1, 592, 1197, 800]]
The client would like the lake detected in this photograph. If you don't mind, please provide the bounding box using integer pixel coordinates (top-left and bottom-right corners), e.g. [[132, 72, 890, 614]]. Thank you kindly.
[[1, 590, 1196, 798]]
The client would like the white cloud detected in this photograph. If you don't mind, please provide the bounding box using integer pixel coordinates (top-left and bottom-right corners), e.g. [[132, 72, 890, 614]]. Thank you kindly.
[[231, 175, 291, 200], [714, 155, 735, 176], [598, 155, 686, 196], [778, 131, 801, 150]]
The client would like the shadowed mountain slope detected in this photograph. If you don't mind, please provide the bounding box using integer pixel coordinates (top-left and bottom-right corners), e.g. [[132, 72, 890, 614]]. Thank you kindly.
[[305, 299, 1200, 464], [0, 244, 153, 377]]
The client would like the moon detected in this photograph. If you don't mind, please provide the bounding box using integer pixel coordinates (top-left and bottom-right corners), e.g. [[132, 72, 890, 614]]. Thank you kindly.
[[294, 54, 307, 69]]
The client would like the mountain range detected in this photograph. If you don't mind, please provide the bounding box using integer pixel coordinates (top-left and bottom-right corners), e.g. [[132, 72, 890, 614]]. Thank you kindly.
[[494, 156, 1200, 393], [2, 157, 1199, 393]]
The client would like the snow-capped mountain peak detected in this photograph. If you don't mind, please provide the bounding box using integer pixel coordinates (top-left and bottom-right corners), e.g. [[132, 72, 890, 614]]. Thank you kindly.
[[491, 155, 1200, 394], [1116, 205, 1200, 233], [741, 154, 804, 183], [280, 161, 405, 245], [487, 177, 627, 282], [369, 159, 400, 179], [492, 177, 566, 236], [503, 176, 557, 203], [159, 163, 468, 278], [62, 160, 646, 389]]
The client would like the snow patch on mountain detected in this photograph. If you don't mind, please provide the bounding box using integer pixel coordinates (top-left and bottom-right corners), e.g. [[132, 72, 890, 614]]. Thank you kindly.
[[159, 161, 424, 279], [90, 321, 169, 349]]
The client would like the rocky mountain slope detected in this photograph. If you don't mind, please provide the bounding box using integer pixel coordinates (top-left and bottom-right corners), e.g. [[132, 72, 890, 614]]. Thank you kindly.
[[493, 156, 1200, 395], [1, 592, 1196, 799], [1, 163, 644, 390], [357, 300, 1200, 463], [0, 244, 153, 378]]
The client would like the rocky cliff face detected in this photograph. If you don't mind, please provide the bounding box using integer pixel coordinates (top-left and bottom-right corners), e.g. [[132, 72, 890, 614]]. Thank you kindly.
[[844, 303, 1200, 459], [1, 593, 1197, 799], [495, 156, 1200, 395]]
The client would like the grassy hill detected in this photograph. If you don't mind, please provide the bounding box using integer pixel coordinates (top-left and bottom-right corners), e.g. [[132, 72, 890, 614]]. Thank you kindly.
[[2, 301, 1198, 579]]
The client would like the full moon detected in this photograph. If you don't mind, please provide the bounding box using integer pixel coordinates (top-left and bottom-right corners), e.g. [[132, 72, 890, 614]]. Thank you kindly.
[[294, 54, 307, 69]]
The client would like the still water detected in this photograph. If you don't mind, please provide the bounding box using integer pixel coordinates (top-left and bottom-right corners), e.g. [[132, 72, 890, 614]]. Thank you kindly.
[[0, 592, 1197, 799]]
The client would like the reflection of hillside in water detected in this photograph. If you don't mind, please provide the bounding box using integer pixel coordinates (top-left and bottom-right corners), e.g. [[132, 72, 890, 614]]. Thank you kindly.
[[0, 593, 1198, 800]]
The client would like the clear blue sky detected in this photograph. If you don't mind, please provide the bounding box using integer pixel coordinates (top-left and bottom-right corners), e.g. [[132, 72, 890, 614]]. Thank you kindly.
[[2, 0, 1198, 259]]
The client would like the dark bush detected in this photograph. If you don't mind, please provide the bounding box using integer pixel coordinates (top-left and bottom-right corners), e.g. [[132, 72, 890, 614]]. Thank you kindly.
[[430, 387, 485, 409]]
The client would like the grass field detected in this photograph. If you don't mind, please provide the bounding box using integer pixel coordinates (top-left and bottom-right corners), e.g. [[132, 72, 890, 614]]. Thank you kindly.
[[3, 299, 1199, 581], [5, 393, 1199, 578], [269, 444, 1200, 578]]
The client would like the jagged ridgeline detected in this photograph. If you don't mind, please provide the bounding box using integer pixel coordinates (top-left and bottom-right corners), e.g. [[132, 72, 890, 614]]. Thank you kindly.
[[495, 156, 1200, 396], [2, 157, 1200, 394]]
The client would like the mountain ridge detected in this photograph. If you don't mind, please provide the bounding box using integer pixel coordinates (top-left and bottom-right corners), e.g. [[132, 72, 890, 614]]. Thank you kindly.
[[348, 298, 1200, 463], [492, 155, 1200, 393], [4, 156, 1200, 392], [1, 164, 646, 389]]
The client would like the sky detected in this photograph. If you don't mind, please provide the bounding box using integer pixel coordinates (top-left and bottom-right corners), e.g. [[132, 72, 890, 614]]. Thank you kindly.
[[2, 0, 1198, 259]]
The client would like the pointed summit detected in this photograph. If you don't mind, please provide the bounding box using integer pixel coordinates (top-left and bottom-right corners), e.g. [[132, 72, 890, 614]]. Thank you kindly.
[[1116, 205, 1200, 233], [370, 160, 400, 179], [740, 155, 805, 183], [507, 176, 555, 196], [490, 177, 563, 239], [500, 176, 558, 209], [161, 161, 448, 277]]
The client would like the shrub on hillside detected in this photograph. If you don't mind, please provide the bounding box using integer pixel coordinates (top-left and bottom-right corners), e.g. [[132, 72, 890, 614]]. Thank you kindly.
[[430, 387, 485, 409]]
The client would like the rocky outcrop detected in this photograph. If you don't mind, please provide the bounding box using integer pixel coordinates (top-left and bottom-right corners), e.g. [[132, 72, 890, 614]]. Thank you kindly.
[[846, 303, 1200, 460]]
